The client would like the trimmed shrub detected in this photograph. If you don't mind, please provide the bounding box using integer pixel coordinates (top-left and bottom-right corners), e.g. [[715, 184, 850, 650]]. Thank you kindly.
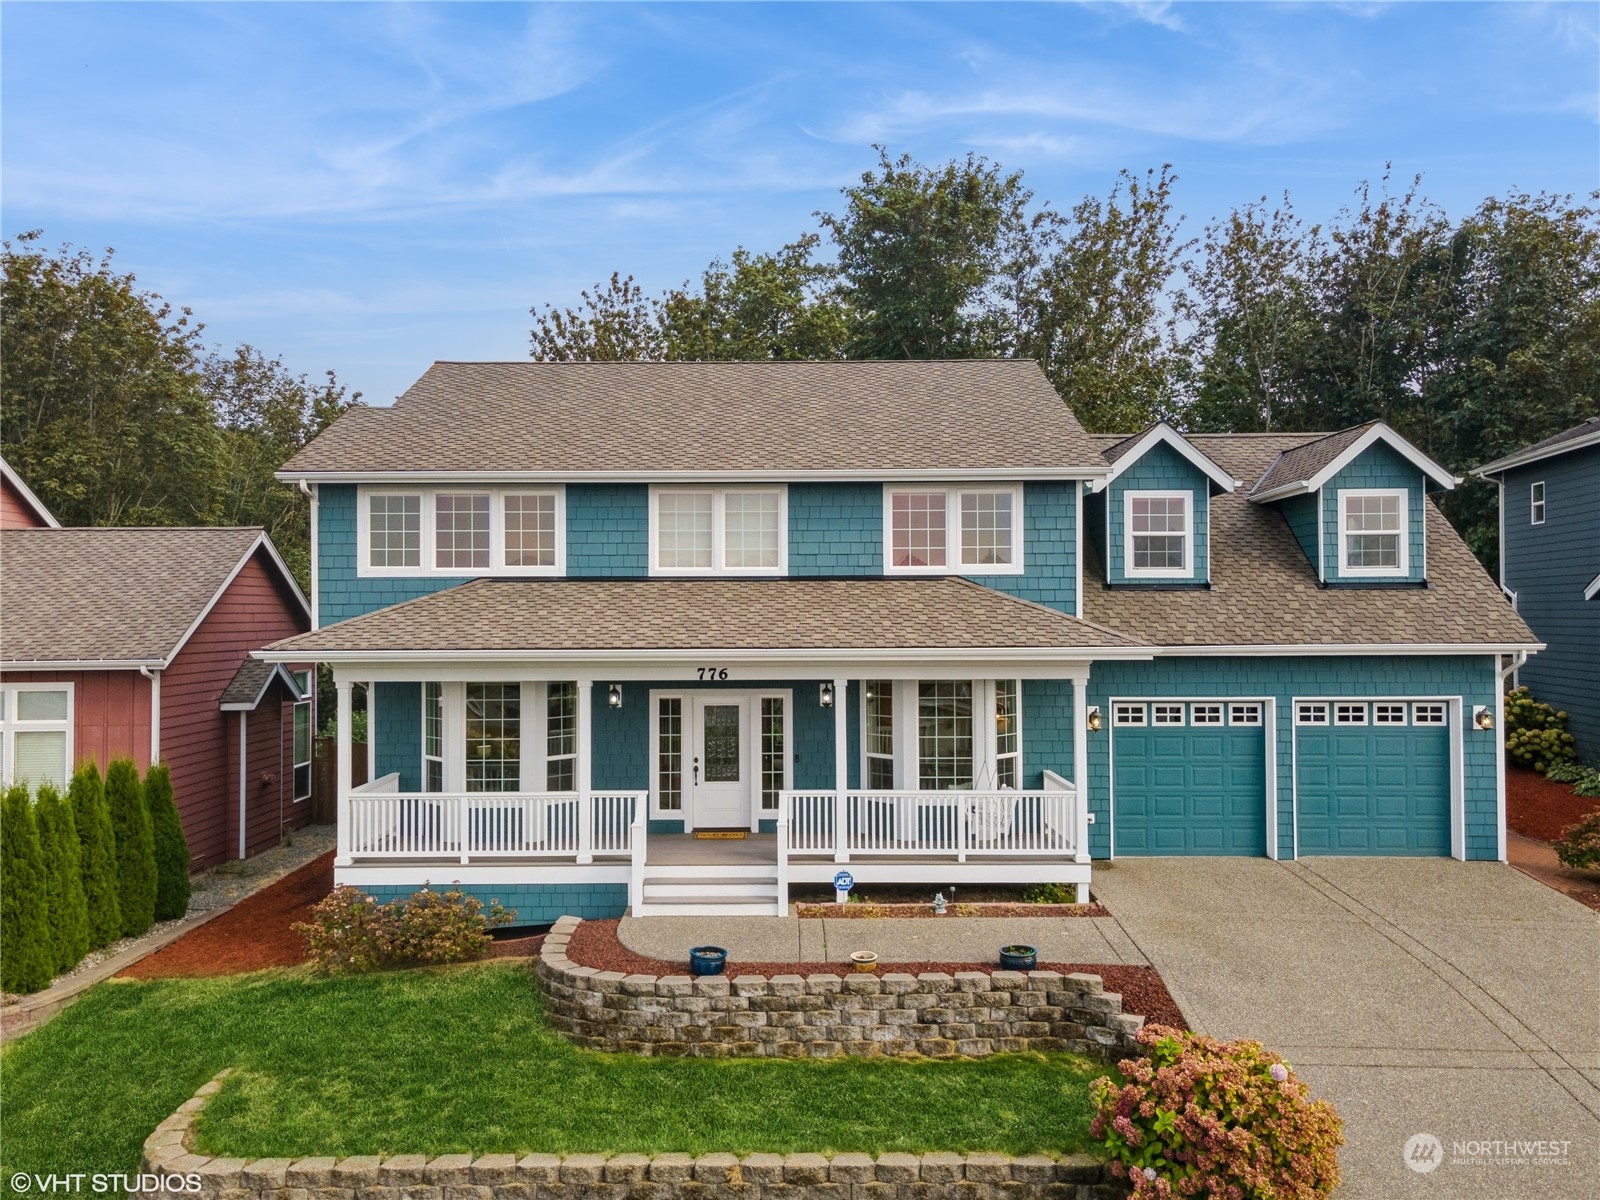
[[106, 758, 156, 937], [1091, 1024, 1343, 1200], [69, 762, 121, 948], [1553, 810, 1600, 872], [1503, 687, 1578, 773], [1, 784, 54, 994], [294, 884, 513, 973], [34, 782, 90, 974], [146, 763, 190, 920]]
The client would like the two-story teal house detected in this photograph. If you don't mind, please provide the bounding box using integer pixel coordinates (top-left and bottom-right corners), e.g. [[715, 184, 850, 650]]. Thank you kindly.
[[260, 361, 1538, 918]]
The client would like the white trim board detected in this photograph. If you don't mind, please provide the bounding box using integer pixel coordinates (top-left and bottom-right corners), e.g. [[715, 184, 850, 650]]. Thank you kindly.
[[1252, 423, 1459, 501], [1090, 423, 1240, 494], [0, 457, 61, 526], [1473, 423, 1600, 476], [282, 467, 1112, 485]]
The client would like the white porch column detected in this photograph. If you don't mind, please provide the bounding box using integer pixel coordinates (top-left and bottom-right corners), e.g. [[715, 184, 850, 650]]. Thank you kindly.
[[335, 679, 353, 865], [577, 680, 594, 864], [366, 680, 377, 783], [833, 676, 849, 863], [1072, 676, 1091, 903]]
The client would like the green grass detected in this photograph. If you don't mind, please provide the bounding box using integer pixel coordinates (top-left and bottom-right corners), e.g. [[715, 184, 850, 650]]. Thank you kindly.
[[1, 963, 1109, 1179]]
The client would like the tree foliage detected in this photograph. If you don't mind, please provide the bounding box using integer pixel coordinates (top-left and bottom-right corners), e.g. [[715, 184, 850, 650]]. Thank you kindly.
[[1, 783, 54, 994], [105, 758, 156, 938], [146, 763, 191, 921], [68, 762, 121, 949], [34, 782, 90, 974]]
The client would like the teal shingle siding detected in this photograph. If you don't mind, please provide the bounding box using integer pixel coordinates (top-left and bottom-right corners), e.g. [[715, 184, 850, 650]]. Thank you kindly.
[[318, 485, 468, 625], [1087, 655, 1500, 861], [360, 882, 628, 924], [788, 484, 882, 575], [969, 482, 1078, 614], [1020, 679, 1076, 788], [1105, 442, 1209, 584], [1319, 442, 1427, 584], [567, 484, 649, 577], [373, 682, 422, 791], [1279, 493, 1320, 575]]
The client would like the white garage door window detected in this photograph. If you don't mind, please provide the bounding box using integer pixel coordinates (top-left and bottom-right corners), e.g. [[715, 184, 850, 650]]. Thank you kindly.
[[1, 684, 73, 791]]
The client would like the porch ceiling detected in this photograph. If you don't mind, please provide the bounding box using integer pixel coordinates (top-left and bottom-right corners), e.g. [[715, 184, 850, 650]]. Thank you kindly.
[[259, 576, 1147, 661]]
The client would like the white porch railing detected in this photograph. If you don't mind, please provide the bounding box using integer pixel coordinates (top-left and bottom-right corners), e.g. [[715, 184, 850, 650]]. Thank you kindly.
[[346, 781, 648, 864], [780, 784, 1079, 863]]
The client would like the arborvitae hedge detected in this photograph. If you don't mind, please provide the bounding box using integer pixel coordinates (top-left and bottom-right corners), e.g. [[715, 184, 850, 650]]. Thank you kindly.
[[106, 758, 156, 938], [34, 782, 90, 974], [69, 762, 121, 948], [146, 763, 190, 921], [1, 783, 54, 994]]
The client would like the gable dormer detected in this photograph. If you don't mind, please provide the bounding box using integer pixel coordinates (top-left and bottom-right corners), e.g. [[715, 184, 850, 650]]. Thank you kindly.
[[1250, 422, 1458, 585], [1088, 424, 1239, 586]]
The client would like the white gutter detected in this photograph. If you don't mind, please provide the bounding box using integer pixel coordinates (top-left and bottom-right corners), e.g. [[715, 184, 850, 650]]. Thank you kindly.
[[139, 666, 161, 765], [254, 644, 1157, 666], [1473, 425, 1600, 476], [300, 479, 319, 632], [2, 659, 166, 671], [274, 467, 1112, 485]]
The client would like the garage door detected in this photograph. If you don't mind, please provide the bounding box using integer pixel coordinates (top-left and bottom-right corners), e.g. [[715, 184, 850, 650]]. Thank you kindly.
[[1113, 701, 1268, 855], [1295, 700, 1451, 856]]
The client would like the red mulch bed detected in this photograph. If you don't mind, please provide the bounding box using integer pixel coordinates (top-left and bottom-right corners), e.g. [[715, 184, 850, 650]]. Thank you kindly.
[[1507, 767, 1599, 843], [120, 852, 335, 978], [795, 902, 1110, 919], [565, 918, 1186, 1030]]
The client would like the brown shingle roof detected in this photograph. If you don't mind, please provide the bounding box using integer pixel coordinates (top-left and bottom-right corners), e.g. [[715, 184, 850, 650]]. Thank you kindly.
[[219, 659, 304, 709], [279, 360, 1106, 476], [1474, 415, 1600, 474], [1086, 434, 1538, 648], [1248, 423, 1378, 496], [0, 527, 273, 665], [262, 577, 1146, 657]]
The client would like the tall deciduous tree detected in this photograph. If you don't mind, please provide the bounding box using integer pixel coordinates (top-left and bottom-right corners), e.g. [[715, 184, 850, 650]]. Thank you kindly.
[[530, 273, 663, 362]]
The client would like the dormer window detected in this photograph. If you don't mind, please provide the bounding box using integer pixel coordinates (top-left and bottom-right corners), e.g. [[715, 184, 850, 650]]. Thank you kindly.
[[884, 485, 1023, 574], [1338, 489, 1408, 577], [1124, 491, 1190, 578]]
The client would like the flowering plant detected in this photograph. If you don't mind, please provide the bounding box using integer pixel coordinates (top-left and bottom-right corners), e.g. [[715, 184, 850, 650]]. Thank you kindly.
[[295, 884, 513, 973], [1090, 1025, 1342, 1199]]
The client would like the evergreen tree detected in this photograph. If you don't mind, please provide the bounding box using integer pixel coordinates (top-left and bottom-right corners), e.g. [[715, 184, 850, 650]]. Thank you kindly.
[[145, 763, 190, 920], [33, 782, 89, 973], [69, 762, 121, 948], [105, 758, 156, 937], [1, 784, 54, 994]]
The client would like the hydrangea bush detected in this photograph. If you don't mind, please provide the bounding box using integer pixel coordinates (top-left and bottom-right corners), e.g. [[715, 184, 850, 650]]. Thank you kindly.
[[1090, 1024, 1343, 1200], [295, 884, 513, 973], [1503, 687, 1578, 773]]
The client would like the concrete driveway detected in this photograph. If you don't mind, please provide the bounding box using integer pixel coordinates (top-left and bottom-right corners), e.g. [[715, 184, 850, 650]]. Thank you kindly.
[[1091, 857, 1600, 1199]]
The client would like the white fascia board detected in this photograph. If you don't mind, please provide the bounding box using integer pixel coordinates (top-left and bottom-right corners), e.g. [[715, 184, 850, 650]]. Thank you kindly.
[[276, 467, 1110, 485], [0, 658, 165, 670], [1144, 641, 1545, 657], [1473, 426, 1600, 478], [1308, 425, 1457, 494], [1089, 424, 1240, 495], [1585, 572, 1600, 601], [0, 459, 61, 527], [253, 645, 1155, 668]]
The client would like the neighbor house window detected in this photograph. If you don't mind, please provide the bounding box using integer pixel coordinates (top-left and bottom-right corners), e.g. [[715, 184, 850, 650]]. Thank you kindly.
[[918, 681, 973, 790], [864, 681, 895, 789], [367, 494, 422, 569], [465, 684, 520, 792], [1338, 490, 1407, 576], [886, 487, 1022, 573], [292, 670, 312, 801], [422, 682, 443, 792], [360, 488, 563, 576], [0, 685, 71, 791], [651, 488, 785, 574], [1530, 482, 1545, 525], [546, 682, 576, 792], [994, 680, 1020, 788], [1124, 492, 1190, 577]]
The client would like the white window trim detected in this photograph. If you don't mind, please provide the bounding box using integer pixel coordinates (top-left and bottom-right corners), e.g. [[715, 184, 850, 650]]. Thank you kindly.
[[883, 485, 1026, 576], [857, 679, 1022, 791], [648, 486, 788, 577], [1336, 487, 1409, 578], [0, 682, 74, 790], [356, 486, 567, 579], [1122, 490, 1192, 580], [860, 680, 897, 789], [1530, 481, 1545, 526]]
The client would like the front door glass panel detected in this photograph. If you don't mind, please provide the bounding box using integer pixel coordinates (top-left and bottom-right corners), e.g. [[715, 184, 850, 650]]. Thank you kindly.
[[703, 704, 741, 782]]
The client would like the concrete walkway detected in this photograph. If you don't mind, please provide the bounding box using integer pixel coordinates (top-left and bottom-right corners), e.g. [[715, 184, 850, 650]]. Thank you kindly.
[[1090, 857, 1600, 1200]]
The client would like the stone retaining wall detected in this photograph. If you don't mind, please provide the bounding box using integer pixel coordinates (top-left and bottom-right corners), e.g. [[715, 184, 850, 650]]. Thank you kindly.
[[142, 1071, 1126, 1200], [537, 917, 1143, 1059]]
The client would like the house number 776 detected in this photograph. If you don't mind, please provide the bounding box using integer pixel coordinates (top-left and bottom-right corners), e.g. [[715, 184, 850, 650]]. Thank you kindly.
[[696, 667, 729, 680]]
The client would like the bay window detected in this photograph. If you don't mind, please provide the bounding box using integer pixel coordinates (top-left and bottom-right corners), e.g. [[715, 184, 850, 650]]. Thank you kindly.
[[358, 487, 564, 577], [0, 684, 72, 791], [465, 683, 520, 792], [1338, 489, 1407, 576], [886, 486, 1022, 573], [650, 487, 785, 575]]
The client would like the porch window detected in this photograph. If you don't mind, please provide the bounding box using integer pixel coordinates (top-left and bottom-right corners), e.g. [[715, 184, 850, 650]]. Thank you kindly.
[[1125, 492, 1189, 576], [465, 683, 520, 792], [864, 680, 895, 789], [504, 493, 558, 568], [292, 671, 312, 802], [995, 679, 1019, 788], [0, 685, 71, 790], [760, 697, 785, 810], [368, 494, 422, 569], [1338, 490, 1407, 576], [422, 682, 443, 792], [918, 681, 973, 790], [435, 493, 491, 570], [657, 697, 683, 811], [546, 682, 576, 791], [887, 487, 1022, 573], [651, 488, 785, 574]]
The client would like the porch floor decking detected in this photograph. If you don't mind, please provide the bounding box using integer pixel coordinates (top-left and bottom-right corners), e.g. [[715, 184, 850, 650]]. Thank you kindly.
[[646, 834, 777, 866]]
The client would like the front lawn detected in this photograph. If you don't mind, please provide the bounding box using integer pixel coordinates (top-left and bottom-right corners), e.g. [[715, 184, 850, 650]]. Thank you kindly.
[[1, 963, 1108, 1180]]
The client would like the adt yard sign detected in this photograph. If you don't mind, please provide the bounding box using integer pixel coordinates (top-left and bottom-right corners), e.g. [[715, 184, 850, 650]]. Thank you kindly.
[[833, 870, 854, 904]]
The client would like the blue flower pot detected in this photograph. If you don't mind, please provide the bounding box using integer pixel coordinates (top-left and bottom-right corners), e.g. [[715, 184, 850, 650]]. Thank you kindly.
[[689, 946, 728, 976], [999, 944, 1037, 971]]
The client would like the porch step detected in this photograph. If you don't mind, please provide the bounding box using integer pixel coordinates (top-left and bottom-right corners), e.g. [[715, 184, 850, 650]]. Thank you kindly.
[[644, 877, 779, 899], [632, 899, 782, 917]]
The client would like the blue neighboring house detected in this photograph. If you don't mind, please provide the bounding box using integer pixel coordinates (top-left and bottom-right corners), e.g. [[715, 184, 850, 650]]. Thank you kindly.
[[260, 361, 1539, 918], [1475, 417, 1600, 763]]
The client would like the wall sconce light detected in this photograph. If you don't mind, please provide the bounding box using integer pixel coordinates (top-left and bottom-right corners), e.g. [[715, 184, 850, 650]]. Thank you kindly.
[[1087, 706, 1103, 733], [608, 683, 623, 709], [820, 682, 835, 708], [1473, 705, 1494, 732]]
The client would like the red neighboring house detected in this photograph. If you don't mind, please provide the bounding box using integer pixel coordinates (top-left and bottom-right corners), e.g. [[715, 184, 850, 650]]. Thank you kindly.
[[0, 461, 315, 869]]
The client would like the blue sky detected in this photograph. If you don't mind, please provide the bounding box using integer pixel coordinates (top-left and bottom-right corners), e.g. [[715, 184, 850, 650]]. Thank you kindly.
[[3, 2, 1596, 405]]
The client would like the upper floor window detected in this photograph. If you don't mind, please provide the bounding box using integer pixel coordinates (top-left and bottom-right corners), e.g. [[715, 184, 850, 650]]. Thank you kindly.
[[1124, 491, 1190, 578], [885, 486, 1023, 574], [1338, 489, 1407, 577], [649, 487, 786, 575], [358, 488, 565, 577], [1530, 481, 1545, 525]]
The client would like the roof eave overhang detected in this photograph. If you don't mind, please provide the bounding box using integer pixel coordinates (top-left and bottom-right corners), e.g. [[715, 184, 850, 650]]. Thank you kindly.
[[1089, 424, 1240, 495], [0, 459, 61, 527], [0, 658, 166, 671], [1472, 427, 1600, 478], [1253, 425, 1459, 500], [219, 662, 306, 711], [275, 467, 1112, 485], [254, 644, 1154, 666], [1143, 641, 1544, 657], [1585, 573, 1600, 601]]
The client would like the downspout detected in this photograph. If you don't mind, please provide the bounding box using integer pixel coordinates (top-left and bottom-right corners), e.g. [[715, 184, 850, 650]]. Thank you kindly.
[[300, 479, 318, 632], [139, 666, 161, 766], [238, 710, 248, 860]]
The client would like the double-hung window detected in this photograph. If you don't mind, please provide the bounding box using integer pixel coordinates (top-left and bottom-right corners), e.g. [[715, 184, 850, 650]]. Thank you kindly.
[[1124, 492, 1190, 578], [360, 488, 565, 576], [545, 682, 577, 791], [863, 681, 895, 789], [1338, 489, 1407, 576], [858, 680, 1020, 792], [0, 685, 72, 791], [650, 487, 785, 574], [465, 684, 520, 792], [1530, 482, 1545, 526], [291, 671, 312, 802], [885, 486, 1023, 574], [422, 682, 444, 792]]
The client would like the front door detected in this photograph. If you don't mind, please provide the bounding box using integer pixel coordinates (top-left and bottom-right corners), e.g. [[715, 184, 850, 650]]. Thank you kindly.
[[692, 697, 750, 828]]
